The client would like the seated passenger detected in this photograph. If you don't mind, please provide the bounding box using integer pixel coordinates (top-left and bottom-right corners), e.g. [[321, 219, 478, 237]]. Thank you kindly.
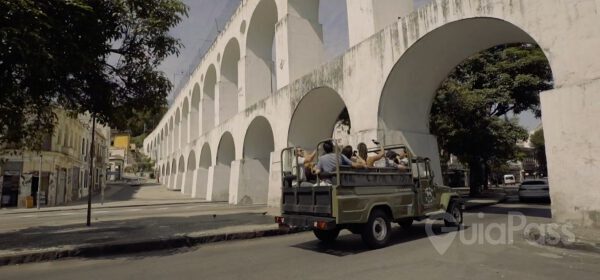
[[314, 141, 364, 175], [341, 145, 362, 164], [294, 148, 317, 183], [357, 141, 385, 167], [385, 150, 409, 171]]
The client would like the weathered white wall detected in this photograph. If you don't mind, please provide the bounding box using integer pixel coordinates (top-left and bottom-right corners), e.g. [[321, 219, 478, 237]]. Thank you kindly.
[[142, 0, 600, 229], [346, 0, 413, 47], [541, 80, 600, 228]]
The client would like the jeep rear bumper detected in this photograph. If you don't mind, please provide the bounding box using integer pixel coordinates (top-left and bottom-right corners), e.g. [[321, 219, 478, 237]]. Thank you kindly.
[[275, 214, 336, 230]]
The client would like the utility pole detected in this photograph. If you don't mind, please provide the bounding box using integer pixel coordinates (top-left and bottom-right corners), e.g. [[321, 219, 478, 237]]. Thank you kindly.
[[37, 153, 42, 209], [86, 114, 96, 227]]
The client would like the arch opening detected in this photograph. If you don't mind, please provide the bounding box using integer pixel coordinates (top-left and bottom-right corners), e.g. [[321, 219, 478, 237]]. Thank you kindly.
[[211, 132, 235, 202], [245, 0, 278, 107], [220, 38, 240, 123], [203, 65, 217, 134], [164, 162, 170, 188], [169, 158, 177, 190], [288, 87, 349, 149], [175, 109, 181, 152], [191, 84, 201, 140], [318, 0, 349, 60], [194, 143, 212, 199], [181, 98, 189, 148], [168, 117, 174, 155], [182, 150, 196, 195], [237, 116, 275, 205], [176, 155, 185, 190], [378, 18, 553, 191]]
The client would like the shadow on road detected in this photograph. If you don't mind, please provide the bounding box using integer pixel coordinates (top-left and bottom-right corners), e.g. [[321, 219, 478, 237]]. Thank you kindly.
[[292, 223, 469, 257], [467, 202, 552, 219], [0, 212, 273, 253]]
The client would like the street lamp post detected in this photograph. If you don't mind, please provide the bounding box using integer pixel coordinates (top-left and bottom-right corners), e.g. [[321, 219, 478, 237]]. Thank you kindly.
[[86, 114, 96, 227], [37, 153, 42, 209]]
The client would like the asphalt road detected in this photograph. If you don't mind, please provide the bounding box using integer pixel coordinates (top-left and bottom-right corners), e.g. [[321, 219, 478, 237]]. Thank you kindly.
[[2, 202, 599, 280]]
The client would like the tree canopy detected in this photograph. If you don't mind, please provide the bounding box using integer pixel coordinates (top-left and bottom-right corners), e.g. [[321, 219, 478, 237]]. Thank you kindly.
[[429, 44, 553, 194], [0, 0, 187, 149]]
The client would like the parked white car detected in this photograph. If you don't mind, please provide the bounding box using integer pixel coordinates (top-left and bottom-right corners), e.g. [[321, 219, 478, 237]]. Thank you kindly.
[[503, 174, 516, 185], [518, 179, 550, 202]]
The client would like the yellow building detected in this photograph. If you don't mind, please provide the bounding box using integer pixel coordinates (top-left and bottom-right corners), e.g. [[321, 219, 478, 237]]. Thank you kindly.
[[112, 134, 130, 150], [109, 132, 132, 181]]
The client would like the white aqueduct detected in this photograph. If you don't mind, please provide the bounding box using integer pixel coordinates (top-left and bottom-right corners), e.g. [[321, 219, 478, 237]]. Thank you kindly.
[[144, 0, 600, 228]]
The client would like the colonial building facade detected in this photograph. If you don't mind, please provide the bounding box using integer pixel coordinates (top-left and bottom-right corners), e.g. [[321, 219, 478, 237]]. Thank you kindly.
[[0, 110, 110, 208]]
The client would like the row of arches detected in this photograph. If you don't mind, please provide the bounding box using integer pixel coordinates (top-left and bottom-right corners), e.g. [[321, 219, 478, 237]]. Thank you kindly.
[[147, 0, 355, 159], [148, 0, 279, 159], [158, 116, 275, 204]]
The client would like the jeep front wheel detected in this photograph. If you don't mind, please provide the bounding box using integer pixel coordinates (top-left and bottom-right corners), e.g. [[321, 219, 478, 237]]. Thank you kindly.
[[361, 209, 392, 249]]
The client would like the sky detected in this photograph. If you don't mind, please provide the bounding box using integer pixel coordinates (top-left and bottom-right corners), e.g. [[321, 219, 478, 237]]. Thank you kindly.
[[159, 0, 540, 131]]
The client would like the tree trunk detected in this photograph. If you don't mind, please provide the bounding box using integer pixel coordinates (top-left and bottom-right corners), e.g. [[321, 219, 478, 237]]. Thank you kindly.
[[483, 160, 491, 190], [468, 158, 483, 197]]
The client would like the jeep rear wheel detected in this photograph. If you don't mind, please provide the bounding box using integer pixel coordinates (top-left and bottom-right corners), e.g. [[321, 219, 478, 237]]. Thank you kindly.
[[313, 228, 340, 243], [444, 201, 463, 228], [361, 209, 392, 249]]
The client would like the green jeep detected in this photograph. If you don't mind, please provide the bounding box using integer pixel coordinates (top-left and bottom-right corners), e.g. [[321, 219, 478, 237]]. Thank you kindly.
[[275, 139, 464, 249]]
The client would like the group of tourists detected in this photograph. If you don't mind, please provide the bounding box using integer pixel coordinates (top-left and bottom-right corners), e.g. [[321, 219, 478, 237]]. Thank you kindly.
[[294, 140, 410, 182]]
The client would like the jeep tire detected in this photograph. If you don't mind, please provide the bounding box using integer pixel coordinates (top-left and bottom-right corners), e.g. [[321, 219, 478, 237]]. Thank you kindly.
[[444, 201, 463, 228], [361, 209, 392, 249], [313, 228, 340, 243]]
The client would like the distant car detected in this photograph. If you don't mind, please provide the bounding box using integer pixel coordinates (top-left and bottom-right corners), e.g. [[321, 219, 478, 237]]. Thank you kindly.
[[518, 179, 550, 202], [503, 174, 516, 185]]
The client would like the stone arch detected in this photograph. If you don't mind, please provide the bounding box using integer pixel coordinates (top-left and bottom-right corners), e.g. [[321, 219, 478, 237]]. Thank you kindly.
[[288, 87, 348, 149], [194, 143, 212, 199], [176, 155, 185, 190], [245, 0, 278, 107], [235, 116, 274, 205], [164, 162, 171, 188], [175, 108, 181, 151], [168, 116, 174, 155], [378, 17, 554, 186], [203, 65, 217, 134], [219, 38, 241, 123], [169, 158, 177, 190], [191, 83, 201, 141], [181, 97, 189, 148], [211, 132, 235, 202], [183, 150, 196, 196]]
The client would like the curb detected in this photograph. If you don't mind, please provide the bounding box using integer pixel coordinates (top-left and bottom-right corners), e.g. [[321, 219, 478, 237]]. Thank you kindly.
[[0, 226, 307, 267], [464, 195, 507, 211], [524, 226, 600, 255]]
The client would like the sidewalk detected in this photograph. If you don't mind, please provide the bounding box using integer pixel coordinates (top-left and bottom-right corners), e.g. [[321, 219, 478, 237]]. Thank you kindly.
[[0, 193, 507, 266], [1, 183, 205, 215], [0, 205, 282, 266]]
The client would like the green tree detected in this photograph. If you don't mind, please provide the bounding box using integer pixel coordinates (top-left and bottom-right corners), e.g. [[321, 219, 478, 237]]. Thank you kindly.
[[0, 0, 187, 149], [430, 44, 553, 196]]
